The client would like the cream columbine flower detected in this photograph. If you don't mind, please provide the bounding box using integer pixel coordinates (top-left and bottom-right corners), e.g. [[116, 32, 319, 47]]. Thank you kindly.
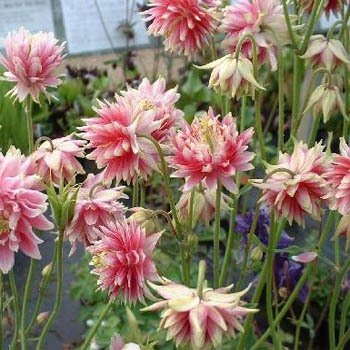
[[300, 35, 350, 70], [303, 83, 346, 123], [196, 54, 265, 99], [142, 278, 257, 349]]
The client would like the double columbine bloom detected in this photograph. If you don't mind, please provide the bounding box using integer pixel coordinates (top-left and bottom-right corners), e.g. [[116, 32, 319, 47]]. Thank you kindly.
[[0, 148, 53, 273], [143, 279, 257, 349], [87, 220, 161, 303], [252, 141, 330, 226], [80, 78, 183, 184], [0, 27, 65, 103], [143, 0, 215, 56], [220, 0, 290, 71], [168, 108, 255, 193]]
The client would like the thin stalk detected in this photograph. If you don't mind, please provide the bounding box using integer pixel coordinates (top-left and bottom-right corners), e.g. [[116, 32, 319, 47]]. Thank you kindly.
[[343, 12, 350, 136], [25, 99, 34, 154], [336, 327, 350, 350], [281, 0, 297, 48], [339, 288, 350, 341], [180, 243, 191, 285], [26, 247, 57, 335], [20, 260, 36, 350], [140, 180, 146, 207], [80, 299, 114, 350], [197, 261, 206, 299], [308, 117, 320, 146], [9, 271, 20, 350], [251, 263, 314, 350], [328, 257, 350, 350], [265, 213, 281, 350], [219, 195, 237, 286], [339, 5, 350, 39], [278, 51, 285, 151], [213, 181, 222, 288], [36, 228, 65, 350], [132, 180, 139, 207], [240, 96, 247, 132]]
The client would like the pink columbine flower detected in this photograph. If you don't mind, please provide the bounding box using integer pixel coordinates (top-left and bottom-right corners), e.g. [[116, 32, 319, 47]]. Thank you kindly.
[[0, 147, 53, 273], [110, 334, 141, 350], [87, 220, 161, 303], [79, 95, 162, 183], [143, 0, 215, 56], [168, 108, 254, 193], [0, 28, 65, 103], [252, 141, 330, 226], [300, 35, 350, 70], [300, 0, 345, 18], [177, 184, 230, 226], [30, 135, 86, 185], [122, 77, 184, 142], [65, 173, 127, 254], [324, 138, 350, 215], [142, 279, 257, 349], [220, 0, 290, 71]]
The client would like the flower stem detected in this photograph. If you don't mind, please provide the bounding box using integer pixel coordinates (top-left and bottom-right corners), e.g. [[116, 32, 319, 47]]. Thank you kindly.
[[25, 99, 34, 154], [265, 213, 281, 350], [307, 117, 320, 147], [339, 286, 350, 341], [197, 260, 206, 299], [213, 181, 222, 288], [9, 271, 20, 350], [336, 327, 350, 350], [281, 0, 297, 48], [36, 228, 64, 350], [328, 257, 350, 350], [80, 299, 114, 350], [278, 51, 285, 151], [219, 194, 237, 287], [251, 263, 315, 350]]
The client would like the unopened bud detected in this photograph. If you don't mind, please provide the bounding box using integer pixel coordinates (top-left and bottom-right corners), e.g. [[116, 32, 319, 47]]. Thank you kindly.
[[250, 245, 263, 261], [187, 233, 198, 252], [41, 263, 53, 277], [129, 208, 156, 233], [36, 311, 49, 324]]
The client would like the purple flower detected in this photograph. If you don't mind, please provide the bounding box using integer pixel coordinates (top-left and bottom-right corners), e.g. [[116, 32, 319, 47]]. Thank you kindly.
[[274, 253, 308, 302], [236, 208, 293, 248]]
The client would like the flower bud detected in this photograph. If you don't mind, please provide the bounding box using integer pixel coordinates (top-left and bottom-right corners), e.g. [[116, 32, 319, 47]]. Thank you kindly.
[[41, 263, 53, 277], [36, 311, 49, 324], [187, 233, 198, 252], [129, 208, 156, 233], [250, 245, 263, 261]]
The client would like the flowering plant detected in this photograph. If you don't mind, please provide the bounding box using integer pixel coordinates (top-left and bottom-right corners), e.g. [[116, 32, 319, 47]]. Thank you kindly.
[[1, 1, 350, 349]]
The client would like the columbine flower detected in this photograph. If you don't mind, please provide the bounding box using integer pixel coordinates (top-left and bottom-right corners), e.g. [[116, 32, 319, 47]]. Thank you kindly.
[[220, 0, 290, 71], [79, 95, 162, 183], [177, 183, 230, 226], [252, 141, 329, 226], [142, 279, 257, 349], [236, 207, 294, 248], [87, 220, 161, 303], [143, 0, 215, 56], [300, 35, 350, 70], [122, 77, 184, 142], [30, 135, 86, 185], [0, 28, 65, 103], [300, 0, 345, 18], [197, 54, 264, 99], [274, 253, 308, 302], [303, 83, 346, 123], [65, 173, 127, 254], [168, 108, 254, 193], [0, 147, 53, 273], [110, 334, 141, 350], [325, 138, 350, 215]]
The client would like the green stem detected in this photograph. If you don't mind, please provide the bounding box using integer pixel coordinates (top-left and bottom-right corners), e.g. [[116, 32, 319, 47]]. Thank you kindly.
[[36, 228, 64, 350], [197, 260, 206, 299], [25, 99, 34, 154], [281, 0, 297, 48], [265, 213, 281, 349], [328, 257, 350, 350], [132, 180, 139, 207], [20, 260, 36, 350], [80, 299, 114, 350], [339, 5, 350, 39], [278, 51, 285, 151], [213, 181, 222, 288], [219, 195, 237, 286], [180, 243, 191, 285], [336, 327, 350, 350], [240, 96, 247, 132], [26, 248, 57, 335], [339, 288, 350, 342], [251, 263, 314, 350], [140, 180, 146, 207], [343, 13, 350, 137], [9, 271, 20, 350], [307, 117, 320, 147]]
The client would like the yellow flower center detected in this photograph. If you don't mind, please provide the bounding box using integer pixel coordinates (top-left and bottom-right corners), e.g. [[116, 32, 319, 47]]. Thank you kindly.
[[139, 99, 155, 111], [0, 216, 9, 235], [90, 252, 107, 268], [199, 116, 216, 151]]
